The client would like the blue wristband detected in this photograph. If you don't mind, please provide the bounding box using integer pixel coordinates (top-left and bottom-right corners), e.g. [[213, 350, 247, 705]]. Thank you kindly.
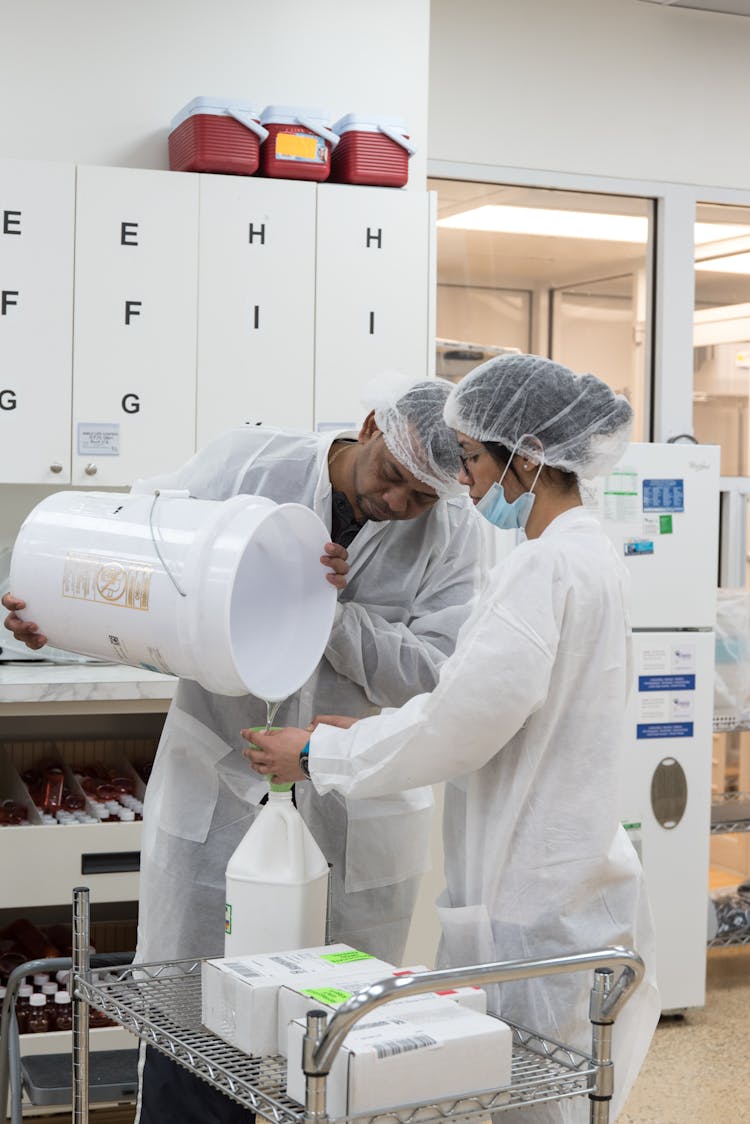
[[299, 739, 311, 778]]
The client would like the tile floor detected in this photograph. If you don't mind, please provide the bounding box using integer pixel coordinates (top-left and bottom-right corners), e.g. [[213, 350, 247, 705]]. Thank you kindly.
[[620, 946, 750, 1123]]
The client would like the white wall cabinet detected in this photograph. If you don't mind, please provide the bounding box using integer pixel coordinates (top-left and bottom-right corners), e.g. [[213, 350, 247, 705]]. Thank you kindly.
[[0, 160, 434, 493], [72, 166, 199, 486], [0, 159, 75, 484], [197, 177, 316, 444], [315, 185, 432, 429]]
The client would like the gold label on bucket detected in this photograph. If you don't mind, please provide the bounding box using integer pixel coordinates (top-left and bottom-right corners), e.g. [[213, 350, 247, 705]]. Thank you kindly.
[[62, 552, 152, 610]]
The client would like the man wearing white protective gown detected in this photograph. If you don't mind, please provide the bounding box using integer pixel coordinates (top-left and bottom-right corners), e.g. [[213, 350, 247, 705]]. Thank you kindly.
[[133, 377, 482, 969]]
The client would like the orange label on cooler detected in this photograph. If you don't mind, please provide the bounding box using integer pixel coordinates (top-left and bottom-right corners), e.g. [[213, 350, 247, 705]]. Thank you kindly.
[[275, 130, 327, 163], [62, 552, 152, 611]]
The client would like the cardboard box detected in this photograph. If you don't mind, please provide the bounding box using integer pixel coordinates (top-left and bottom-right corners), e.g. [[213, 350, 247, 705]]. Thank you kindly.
[[286, 999, 512, 1116], [278, 967, 487, 1057], [201, 944, 396, 1056]]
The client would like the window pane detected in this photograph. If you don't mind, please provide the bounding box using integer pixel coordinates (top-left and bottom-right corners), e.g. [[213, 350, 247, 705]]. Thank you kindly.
[[430, 178, 653, 440], [694, 202, 750, 476]]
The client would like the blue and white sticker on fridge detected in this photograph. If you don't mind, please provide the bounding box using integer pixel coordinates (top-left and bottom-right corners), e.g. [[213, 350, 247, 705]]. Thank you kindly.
[[636, 640, 696, 739]]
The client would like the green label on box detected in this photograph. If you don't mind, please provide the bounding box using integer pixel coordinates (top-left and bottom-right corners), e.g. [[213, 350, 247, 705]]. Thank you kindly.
[[659, 514, 673, 534], [301, 987, 353, 1005], [320, 950, 373, 965], [225, 904, 232, 935]]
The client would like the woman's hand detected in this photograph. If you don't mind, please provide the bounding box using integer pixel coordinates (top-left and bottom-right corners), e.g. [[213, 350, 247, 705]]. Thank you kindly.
[[2, 594, 48, 651], [321, 542, 349, 590], [242, 726, 309, 784]]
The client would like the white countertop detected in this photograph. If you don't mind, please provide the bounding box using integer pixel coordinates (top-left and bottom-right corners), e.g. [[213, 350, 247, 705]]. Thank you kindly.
[[0, 661, 176, 706]]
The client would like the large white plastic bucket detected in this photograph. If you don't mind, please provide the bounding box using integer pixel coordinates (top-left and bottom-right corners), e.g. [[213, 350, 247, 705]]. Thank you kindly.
[[9, 490, 337, 699]]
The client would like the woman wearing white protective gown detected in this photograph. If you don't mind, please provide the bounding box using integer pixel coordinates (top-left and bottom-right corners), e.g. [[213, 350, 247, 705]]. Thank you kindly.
[[247, 354, 661, 1124]]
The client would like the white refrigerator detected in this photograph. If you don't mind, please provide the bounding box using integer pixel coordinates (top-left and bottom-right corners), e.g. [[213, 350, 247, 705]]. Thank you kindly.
[[589, 442, 720, 1011]]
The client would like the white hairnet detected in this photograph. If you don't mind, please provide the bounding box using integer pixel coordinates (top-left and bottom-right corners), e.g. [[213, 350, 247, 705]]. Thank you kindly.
[[363, 372, 465, 497], [443, 354, 633, 478]]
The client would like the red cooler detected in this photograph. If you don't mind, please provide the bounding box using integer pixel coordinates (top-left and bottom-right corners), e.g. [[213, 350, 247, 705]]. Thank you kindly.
[[168, 97, 268, 175], [258, 106, 338, 182], [330, 115, 415, 188]]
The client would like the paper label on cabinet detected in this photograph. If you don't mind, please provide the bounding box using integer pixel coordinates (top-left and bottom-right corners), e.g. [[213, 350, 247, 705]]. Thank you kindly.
[[638, 694, 669, 723], [642, 478, 684, 513], [671, 645, 695, 673], [639, 646, 669, 674], [603, 468, 639, 524], [624, 538, 654, 556], [636, 722, 693, 739], [77, 423, 120, 456], [671, 693, 694, 721], [638, 674, 695, 692]]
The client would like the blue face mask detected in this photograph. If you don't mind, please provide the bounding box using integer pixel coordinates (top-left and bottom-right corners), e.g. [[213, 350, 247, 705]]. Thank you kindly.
[[475, 439, 543, 531], [476, 481, 536, 530]]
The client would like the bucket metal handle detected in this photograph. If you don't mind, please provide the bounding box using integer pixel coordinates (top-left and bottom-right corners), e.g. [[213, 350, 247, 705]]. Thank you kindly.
[[148, 490, 188, 598]]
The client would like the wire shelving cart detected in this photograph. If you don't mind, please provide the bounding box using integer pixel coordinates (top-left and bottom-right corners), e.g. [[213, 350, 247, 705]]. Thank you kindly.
[[5, 888, 645, 1124]]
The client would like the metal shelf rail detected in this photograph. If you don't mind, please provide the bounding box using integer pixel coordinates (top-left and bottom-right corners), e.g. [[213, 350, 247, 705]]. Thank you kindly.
[[710, 790, 750, 835], [65, 888, 644, 1124]]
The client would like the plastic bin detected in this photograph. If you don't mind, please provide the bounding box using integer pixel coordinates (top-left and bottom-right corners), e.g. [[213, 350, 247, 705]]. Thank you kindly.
[[330, 114, 415, 187], [168, 97, 268, 175], [259, 106, 338, 181]]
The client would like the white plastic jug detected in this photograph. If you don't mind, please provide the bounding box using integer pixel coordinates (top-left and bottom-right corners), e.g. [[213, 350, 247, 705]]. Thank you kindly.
[[224, 781, 330, 957], [9, 489, 337, 699]]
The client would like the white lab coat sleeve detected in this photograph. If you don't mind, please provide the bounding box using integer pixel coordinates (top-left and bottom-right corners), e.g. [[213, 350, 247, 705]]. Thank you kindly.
[[311, 544, 563, 797], [323, 502, 484, 706], [130, 428, 279, 501]]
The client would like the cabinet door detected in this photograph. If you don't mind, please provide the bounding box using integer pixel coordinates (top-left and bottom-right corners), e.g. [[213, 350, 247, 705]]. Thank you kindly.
[[72, 166, 199, 487], [314, 185, 431, 429], [0, 159, 74, 483], [197, 177, 315, 444]]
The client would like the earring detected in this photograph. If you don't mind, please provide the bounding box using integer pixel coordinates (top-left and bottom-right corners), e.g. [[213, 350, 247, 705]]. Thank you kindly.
[[523, 462, 531, 469]]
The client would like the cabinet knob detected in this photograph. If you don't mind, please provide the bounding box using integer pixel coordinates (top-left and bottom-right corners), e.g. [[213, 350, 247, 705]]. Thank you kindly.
[[50, 462, 63, 474], [84, 463, 98, 476]]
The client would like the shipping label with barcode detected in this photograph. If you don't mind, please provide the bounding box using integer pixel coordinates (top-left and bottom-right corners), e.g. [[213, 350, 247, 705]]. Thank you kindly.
[[269, 955, 307, 974], [350, 1017, 441, 1059], [225, 961, 262, 979]]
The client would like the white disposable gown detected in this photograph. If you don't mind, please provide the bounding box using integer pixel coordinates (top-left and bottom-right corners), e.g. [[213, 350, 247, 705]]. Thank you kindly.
[[309, 507, 660, 1123], [133, 427, 482, 966]]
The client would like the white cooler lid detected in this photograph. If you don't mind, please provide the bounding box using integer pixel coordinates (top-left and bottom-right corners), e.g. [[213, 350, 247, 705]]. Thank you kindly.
[[260, 105, 333, 126], [333, 113, 408, 135], [332, 113, 415, 155], [170, 96, 263, 131]]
